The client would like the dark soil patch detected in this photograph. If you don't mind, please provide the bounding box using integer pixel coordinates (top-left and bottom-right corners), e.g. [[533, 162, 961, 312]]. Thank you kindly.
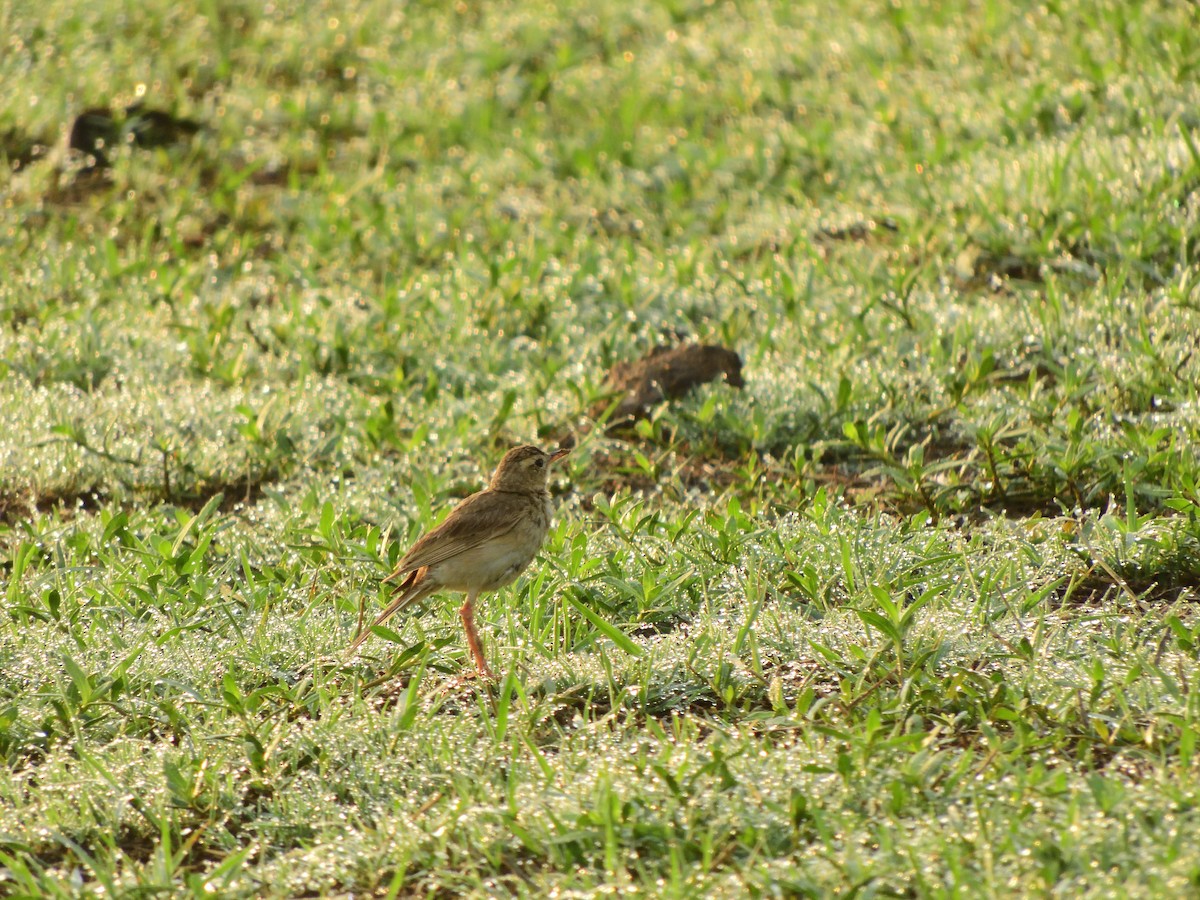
[[964, 250, 1047, 286], [578, 446, 758, 505], [176, 474, 271, 513], [1055, 567, 1200, 606], [0, 469, 274, 528], [629, 614, 688, 639], [1, 126, 49, 172], [812, 217, 899, 244], [989, 360, 1060, 387], [68, 103, 201, 168], [0, 483, 107, 526]]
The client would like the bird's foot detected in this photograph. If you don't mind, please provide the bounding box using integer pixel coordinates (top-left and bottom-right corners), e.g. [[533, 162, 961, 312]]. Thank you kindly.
[[466, 660, 498, 682], [438, 667, 497, 694]]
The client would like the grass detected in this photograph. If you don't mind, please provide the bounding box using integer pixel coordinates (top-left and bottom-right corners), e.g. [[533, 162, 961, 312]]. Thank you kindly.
[[2, 0, 1200, 895]]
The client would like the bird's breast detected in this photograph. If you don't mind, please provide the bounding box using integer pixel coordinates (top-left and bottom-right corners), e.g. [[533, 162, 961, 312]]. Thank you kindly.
[[433, 492, 554, 594]]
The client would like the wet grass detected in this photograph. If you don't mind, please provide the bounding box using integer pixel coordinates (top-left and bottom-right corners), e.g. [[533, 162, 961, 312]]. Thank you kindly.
[[2, 0, 1200, 895]]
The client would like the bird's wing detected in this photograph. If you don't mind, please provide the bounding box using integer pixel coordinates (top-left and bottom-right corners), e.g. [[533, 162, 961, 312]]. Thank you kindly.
[[386, 489, 523, 577]]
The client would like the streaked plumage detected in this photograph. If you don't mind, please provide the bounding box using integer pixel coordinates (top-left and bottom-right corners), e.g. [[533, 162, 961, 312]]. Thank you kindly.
[[349, 444, 569, 677]]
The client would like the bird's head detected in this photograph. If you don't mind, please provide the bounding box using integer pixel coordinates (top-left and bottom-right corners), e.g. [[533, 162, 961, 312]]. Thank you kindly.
[[490, 444, 570, 492]]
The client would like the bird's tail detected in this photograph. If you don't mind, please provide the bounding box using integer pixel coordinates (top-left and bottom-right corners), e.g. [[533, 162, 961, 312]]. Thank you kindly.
[[348, 568, 434, 654]]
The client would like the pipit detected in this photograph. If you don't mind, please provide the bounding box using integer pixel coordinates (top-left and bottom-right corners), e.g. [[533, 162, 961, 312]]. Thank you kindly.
[[349, 444, 570, 678]]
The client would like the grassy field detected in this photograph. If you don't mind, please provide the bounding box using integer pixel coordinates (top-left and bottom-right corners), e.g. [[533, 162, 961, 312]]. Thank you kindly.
[[3, 0, 1200, 895]]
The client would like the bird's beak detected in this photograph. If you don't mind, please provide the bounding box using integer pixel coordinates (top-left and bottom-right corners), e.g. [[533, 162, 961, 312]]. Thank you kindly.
[[549, 447, 571, 463]]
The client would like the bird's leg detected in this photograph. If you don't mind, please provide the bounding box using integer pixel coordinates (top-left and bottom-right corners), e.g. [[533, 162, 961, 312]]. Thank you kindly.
[[459, 593, 496, 679]]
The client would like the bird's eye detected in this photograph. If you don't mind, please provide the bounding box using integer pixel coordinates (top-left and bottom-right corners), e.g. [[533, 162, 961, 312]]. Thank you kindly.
[[534, 458, 545, 468]]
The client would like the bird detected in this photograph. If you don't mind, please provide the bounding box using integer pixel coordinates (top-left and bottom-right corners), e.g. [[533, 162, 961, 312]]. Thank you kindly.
[[349, 444, 570, 678]]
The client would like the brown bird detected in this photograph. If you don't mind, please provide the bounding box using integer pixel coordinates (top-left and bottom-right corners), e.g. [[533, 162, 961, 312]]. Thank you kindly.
[[349, 445, 570, 678]]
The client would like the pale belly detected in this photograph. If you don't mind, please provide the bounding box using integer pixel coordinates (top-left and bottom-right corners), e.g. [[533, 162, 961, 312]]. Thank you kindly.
[[435, 541, 538, 592]]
